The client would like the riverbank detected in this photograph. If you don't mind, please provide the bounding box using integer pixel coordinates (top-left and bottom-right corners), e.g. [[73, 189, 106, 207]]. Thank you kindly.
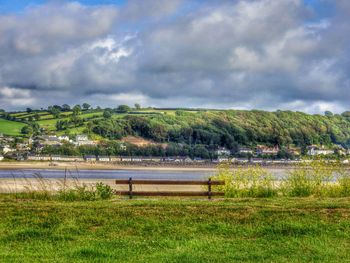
[[0, 178, 202, 193], [1, 196, 350, 262]]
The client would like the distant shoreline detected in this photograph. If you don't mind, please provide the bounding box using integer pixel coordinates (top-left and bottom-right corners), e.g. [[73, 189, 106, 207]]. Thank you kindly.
[[0, 161, 218, 171], [0, 161, 307, 172]]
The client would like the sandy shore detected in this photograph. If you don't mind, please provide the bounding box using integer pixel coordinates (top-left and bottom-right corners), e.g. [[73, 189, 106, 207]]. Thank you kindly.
[[0, 161, 217, 171], [0, 178, 202, 193]]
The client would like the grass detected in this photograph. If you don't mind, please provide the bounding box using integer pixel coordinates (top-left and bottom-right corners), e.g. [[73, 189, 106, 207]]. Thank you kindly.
[[0, 196, 350, 262], [212, 161, 350, 198], [0, 118, 26, 136]]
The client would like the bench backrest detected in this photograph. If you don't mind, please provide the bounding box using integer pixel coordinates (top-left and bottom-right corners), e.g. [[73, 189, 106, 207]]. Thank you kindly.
[[115, 178, 225, 199]]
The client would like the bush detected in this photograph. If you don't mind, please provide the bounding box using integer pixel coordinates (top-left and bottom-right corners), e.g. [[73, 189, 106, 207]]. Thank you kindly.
[[283, 161, 339, 197], [58, 182, 113, 201], [212, 163, 277, 198], [95, 182, 114, 200]]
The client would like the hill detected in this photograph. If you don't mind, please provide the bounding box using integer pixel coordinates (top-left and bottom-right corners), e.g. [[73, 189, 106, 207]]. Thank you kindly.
[[2, 107, 350, 152]]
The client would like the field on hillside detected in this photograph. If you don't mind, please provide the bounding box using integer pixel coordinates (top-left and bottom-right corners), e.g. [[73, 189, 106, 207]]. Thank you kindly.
[[0, 118, 26, 136], [0, 196, 350, 262]]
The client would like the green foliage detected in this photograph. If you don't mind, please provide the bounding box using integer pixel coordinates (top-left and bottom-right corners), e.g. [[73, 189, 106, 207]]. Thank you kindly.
[[7, 108, 350, 150], [116, 105, 131, 113], [213, 161, 350, 198], [212, 163, 277, 198], [58, 183, 113, 201], [21, 125, 33, 135], [95, 182, 114, 200], [103, 109, 112, 119], [283, 161, 342, 197], [82, 103, 91, 110]]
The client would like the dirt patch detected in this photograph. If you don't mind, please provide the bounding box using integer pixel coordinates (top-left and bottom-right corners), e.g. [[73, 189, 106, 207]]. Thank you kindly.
[[122, 136, 163, 147]]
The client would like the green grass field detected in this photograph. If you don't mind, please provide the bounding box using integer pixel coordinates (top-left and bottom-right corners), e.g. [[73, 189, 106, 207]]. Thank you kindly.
[[0, 118, 26, 136], [0, 196, 349, 262]]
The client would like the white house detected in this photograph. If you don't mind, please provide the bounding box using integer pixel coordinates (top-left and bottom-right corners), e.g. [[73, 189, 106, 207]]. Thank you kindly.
[[58, 135, 70, 142], [75, 134, 95, 146], [239, 147, 254, 154], [1, 145, 15, 154], [307, 146, 334, 156], [84, 156, 97, 162], [98, 156, 111, 162], [217, 157, 229, 163], [216, 147, 231, 156]]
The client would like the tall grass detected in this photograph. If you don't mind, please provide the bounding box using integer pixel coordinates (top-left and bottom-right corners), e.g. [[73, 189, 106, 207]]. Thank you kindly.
[[213, 163, 277, 197], [8, 170, 114, 201], [212, 161, 350, 198]]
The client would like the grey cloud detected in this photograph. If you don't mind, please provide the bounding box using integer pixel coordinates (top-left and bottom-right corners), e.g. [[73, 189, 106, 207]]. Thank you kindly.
[[0, 0, 350, 113]]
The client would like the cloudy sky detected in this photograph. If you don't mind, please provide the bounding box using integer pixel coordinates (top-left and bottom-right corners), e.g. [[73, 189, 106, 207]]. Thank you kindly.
[[0, 0, 349, 113]]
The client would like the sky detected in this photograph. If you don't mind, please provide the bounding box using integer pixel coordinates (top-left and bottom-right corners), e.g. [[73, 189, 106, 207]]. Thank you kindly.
[[0, 0, 349, 113]]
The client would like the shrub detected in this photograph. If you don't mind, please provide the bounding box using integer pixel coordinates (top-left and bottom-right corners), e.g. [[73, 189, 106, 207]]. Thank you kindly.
[[212, 163, 277, 198], [95, 182, 114, 200], [58, 183, 113, 201]]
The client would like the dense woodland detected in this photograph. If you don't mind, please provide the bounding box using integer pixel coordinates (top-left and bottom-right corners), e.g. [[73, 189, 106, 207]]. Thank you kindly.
[[89, 110, 350, 149]]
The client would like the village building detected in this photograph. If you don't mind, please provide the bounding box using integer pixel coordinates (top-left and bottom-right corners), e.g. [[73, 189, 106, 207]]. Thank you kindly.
[[110, 156, 122, 162], [51, 155, 62, 161], [75, 134, 95, 146], [58, 135, 70, 142], [1, 145, 16, 154], [287, 147, 301, 156], [0, 155, 4, 161], [256, 146, 279, 155], [120, 156, 133, 162], [184, 157, 193, 163], [39, 135, 62, 146], [217, 157, 229, 163], [256, 145, 279, 155], [16, 143, 30, 151], [307, 146, 334, 156], [27, 155, 52, 161], [98, 156, 111, 162], [216, 147, 231, 156], [84, 155, 97, 162], [238, 147, 254, 154]]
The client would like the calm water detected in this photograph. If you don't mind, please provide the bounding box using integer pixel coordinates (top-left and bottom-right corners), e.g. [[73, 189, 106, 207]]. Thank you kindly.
[[0, 168, 289, 180]]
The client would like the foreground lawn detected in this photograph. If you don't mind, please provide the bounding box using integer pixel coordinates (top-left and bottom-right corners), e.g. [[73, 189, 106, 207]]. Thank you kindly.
[[0, 197, 350, 262]]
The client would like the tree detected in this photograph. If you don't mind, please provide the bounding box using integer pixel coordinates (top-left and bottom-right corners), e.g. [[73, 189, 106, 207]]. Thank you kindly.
[[62, 104, 71, 111], [26, 108, 33, 113], [134, 103, 141, 110], [103, 109, 112, 119], [116, 105, 131, 113], [21, 125, 33, 135], [82, 103, 91, 111], [341, 111, 350, 118], [34, 113, 40, 121], [72, 105, 82, 116], [51, 108, 61, 119], [325, 111, 333, 117]]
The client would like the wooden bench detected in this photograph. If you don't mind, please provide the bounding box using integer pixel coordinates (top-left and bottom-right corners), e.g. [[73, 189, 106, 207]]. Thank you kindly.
[[115, 178, 225, 199]]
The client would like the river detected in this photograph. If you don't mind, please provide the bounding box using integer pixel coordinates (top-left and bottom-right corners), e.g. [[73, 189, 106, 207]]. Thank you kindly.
[[0, 168, 290, 180]]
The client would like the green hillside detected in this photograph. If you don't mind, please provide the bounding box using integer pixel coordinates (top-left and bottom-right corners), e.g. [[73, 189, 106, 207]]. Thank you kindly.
[[3, 108, 350, 149], [0, 118, 26, 136]]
